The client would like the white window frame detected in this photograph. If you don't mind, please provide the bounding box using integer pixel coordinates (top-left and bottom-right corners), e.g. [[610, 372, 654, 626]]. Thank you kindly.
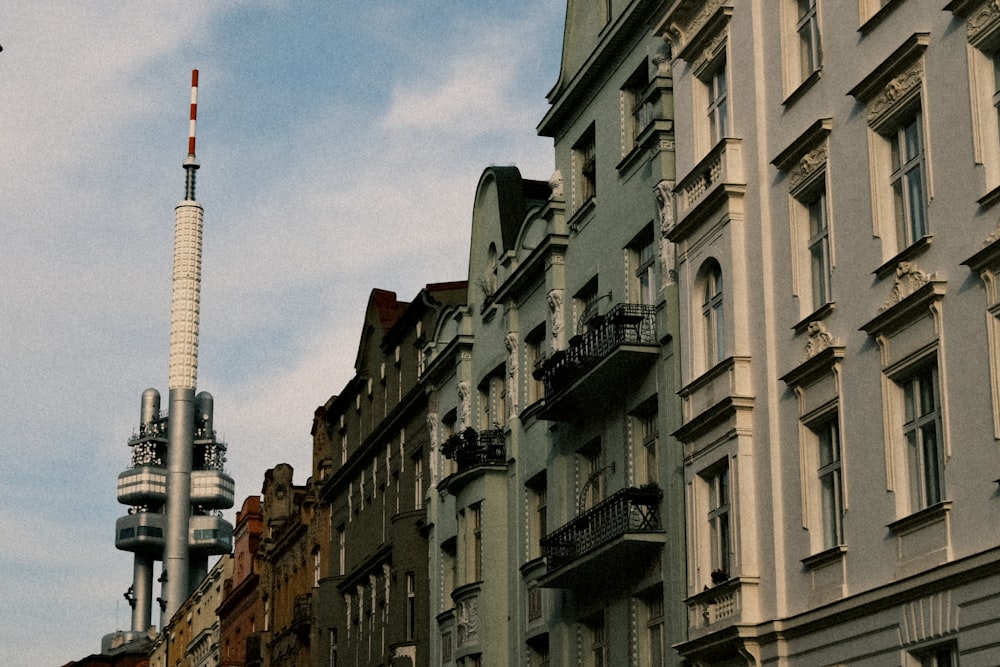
[[705, 459, 732, 578], [899, 361, 945, 511], [700, 260, 726, 369], [888, 112, 929, 251]]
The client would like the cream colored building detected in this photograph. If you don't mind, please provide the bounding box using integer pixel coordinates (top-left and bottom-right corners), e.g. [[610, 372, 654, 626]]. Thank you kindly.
[[652, 0, 1000, 664], [149, 555, 232, 667]]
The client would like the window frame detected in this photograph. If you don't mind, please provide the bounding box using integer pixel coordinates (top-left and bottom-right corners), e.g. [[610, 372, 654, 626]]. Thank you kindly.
[[574, 124, 597, 208], [899, 361, 944, 512], [700, 260, 726, 369]]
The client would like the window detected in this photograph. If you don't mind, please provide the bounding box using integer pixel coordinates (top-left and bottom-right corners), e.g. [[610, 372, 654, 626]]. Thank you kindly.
[[574, 277, 601, 336], [796, 0, 821, 83], [706, 55, 729, 147], [527, 473, 547, 560], [812, 414, 844, 549], [314, 549, 321, 587], [629, 226, 656, 306], [479, 370, 506, 430], [337, 525, 345, 575], [405, 572, 416, 640], [525, 324, 546, 405], [574, 124, 597, 206], [901, 362, 944, 511], [701, 261, 726, 367], [911, 642, 956, 667], [643, 594, 665, 667], [623, 60, 652, 150], [805, 187, 832, 311], [706, 459, 732, 579], [888, 113, 928, 251], [585, 612, 608, 667], [579, 440, 604, 512], [635, 407, 659, 486], [412, 452, 424, 510], [470, 504, 483, 582]]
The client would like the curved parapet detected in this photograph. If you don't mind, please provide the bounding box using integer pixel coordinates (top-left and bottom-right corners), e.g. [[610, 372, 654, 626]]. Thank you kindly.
[[116, 512, 166, 553], [189, 513, 233, 554], [117, 466, 168, 506], [190, 469, 235, 509]]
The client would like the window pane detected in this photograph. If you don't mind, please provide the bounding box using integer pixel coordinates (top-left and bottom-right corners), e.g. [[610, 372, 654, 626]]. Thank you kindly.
[[907, 169, 926, 240], [921, 423, 941, 505]]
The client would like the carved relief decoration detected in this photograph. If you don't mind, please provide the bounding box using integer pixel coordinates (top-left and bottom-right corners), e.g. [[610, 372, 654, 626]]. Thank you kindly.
[[867, 60, 923, 128], [669, 0, 726, 56], [548, 169, 564, 201], [547, 289, 566, 352], [967, 0, 1000, 46], [801, 321, 842, 361], [456, 596, 480, 647], [879, 262, 931, 312], [505, 332, 519, 416], [655, 180, 678, 284], [788, 145, 828, 193], [457, 381, 472, 430]]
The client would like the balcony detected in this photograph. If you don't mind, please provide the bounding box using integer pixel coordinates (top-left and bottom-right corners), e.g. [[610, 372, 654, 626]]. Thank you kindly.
[[669, 138, 745, 242], [539, 486, 665, 588], [441, 428, 506, 473], [189, 513, 233, 554], [536, 303, 658, 421]]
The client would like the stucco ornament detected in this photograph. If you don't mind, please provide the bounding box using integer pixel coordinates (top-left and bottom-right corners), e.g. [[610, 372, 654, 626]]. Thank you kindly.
[[655, 180, 677, 284], [504, 332, 519, 416], [879, 261, 930, 312], [801, 321, 841, 361], [457, 381, 472, 430], [548, 169, 564, 201], [547, 289, 566, 352]]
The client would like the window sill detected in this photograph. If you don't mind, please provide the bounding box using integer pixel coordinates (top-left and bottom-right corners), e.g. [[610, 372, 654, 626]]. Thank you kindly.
[[567, 197, 597, 235], [801, 544, 847, 570], [792, 301, 836, 335], [873, 235, 933, 280], [887, 500, 952, 536], [859, 0, 906, 35], [782, 68, 822, 107], [978, 182, 1000, 209]]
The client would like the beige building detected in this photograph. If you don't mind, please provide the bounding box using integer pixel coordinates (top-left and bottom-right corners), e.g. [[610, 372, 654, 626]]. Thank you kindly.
[[652, 0, 1000, 664], [149, 555, 232, 667]]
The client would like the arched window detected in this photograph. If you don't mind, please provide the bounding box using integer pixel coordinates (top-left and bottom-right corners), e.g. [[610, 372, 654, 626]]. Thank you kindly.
[[700, 260, 725, 367]]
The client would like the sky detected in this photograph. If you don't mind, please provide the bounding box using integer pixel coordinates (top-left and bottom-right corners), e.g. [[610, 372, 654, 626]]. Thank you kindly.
[[0, 3, 564, 664]]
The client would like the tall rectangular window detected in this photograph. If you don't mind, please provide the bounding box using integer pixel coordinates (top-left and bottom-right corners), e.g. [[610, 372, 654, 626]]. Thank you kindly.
[[707, 460, 732, 577], [707, 56, 729, 146], [471, 504, 483, 582], [525, 325, 546, 405], [630, 226, 656, 306], [807, 188, 832, 310], [889, 113, 928, 250], [623, 60, 652, 149], [575, 125, 597, 205], [636, 408, 659, 486], [586, 612, 607, 667], [405, 572, 416, 641], [796, 0, 821, 82], [701, 261, 725, 367], [645, 595, 665, 667], [412, 453, 424, 510], [528, 473, 547, 560], [815, 416, 843, 548], [902, 362, 944, 510], [337, 525, 346, 575]]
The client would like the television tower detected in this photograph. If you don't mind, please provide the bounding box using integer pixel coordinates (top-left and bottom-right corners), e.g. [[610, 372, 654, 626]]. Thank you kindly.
[[114, 70, 234, 637]]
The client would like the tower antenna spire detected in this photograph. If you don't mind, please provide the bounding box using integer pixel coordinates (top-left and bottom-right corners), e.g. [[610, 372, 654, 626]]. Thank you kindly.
[[184, 69, 199, 201]]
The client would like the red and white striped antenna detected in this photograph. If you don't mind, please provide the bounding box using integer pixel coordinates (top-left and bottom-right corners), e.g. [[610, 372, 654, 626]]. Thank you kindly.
[[183, 69, 200, 200]]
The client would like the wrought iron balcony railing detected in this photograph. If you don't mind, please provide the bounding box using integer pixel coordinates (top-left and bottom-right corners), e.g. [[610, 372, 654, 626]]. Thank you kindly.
[[441, 428, 506, 473], [537, 303, 656, 397], [540, 486, 663, 570]]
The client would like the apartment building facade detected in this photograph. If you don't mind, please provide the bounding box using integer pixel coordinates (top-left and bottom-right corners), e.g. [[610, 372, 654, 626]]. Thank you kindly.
[[312, 284, 467, 667], [652, 0, 1000, 664]]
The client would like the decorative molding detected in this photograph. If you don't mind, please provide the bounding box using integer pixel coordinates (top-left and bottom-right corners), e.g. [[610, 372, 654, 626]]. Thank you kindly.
[[879, 261, 931, 313], [547, 289, 566, 353], [801, 321, 842, 362], [788, 145, 828, 194], [967, 0, 1000, 46], [867, 60, 923, 128], [505, 332, 519, 417]]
